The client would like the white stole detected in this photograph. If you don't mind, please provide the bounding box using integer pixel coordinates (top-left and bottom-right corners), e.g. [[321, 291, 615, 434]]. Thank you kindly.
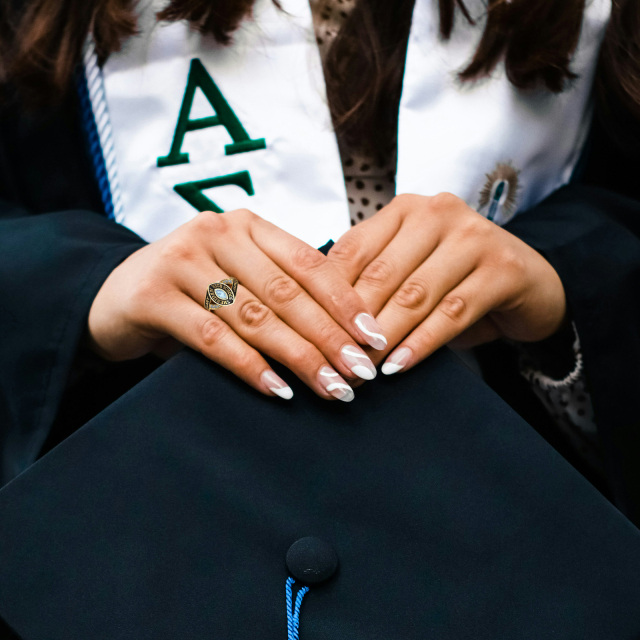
[[397, 0, 612, 225], [93, 0, 611, 245]]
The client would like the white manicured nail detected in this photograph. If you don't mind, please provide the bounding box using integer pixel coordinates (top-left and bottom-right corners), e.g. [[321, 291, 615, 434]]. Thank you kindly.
[[261, 370, 293, 400], [318, 366, 355, 402], [354, 313, 387, 350], [381, 346, 412, 375], [340, 345, 377, 380]]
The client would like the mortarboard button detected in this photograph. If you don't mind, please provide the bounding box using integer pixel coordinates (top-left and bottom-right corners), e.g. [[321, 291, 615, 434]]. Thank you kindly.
[[286, 537, 338, 584]]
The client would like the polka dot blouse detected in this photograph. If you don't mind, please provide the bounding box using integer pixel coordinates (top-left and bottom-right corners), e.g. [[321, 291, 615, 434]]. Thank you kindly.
[[310, 0, 397, 226]]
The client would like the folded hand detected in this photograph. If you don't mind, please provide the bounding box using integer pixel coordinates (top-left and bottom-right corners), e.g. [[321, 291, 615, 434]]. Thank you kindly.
[[88, 209, 388, 401], [326, 193, 567, 376]]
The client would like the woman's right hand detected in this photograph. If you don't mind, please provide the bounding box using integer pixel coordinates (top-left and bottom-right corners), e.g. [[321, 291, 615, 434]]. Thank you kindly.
[[87, 209, 388, 402]]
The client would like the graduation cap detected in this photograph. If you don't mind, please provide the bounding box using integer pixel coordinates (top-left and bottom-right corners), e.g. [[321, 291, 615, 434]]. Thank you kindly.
[[1, 345, 640, 639]]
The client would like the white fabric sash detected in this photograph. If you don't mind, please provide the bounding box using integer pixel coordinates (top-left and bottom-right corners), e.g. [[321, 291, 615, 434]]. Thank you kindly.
[[99, 0, 350, 247], [397, 0, 611, 225], [93, 0, 611, 244]]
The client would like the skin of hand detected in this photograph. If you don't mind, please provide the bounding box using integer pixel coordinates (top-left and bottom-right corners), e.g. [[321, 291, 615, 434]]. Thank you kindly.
[[325, 192, 567, 379], [87, 209, 389, 402]]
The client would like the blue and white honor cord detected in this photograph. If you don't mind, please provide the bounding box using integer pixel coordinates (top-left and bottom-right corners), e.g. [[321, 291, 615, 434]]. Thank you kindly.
[[77, 37, 124, 222]]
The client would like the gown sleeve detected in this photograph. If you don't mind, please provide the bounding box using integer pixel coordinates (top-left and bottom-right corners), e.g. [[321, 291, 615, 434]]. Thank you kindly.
[[515, 323, 603, 479], [474, 87, 640, 522], [0, 82, 150, 484], [0, 202, 146, 485], [500, 176, 640, 521]]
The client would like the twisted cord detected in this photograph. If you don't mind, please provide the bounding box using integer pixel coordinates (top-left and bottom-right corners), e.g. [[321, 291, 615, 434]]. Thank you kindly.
[[293, 584, 310, 638], [286, 577, 295, 640], [79, 38, 124, 221], [286, 577, 310, 640]]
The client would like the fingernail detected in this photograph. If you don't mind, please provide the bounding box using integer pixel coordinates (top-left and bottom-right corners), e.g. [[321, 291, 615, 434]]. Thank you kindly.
[[340, 344, 377, 380], [318, 366, 355, 402], [261, 369, 294, 400], [381, 346, 412, 375], [354, 313, 388, 350]]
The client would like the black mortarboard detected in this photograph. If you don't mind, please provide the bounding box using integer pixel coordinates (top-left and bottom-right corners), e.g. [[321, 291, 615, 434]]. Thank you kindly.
[[1, 347, 640, 639]]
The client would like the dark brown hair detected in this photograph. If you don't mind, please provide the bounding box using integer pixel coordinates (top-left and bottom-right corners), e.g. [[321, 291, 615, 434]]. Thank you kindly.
[[597, 0, 640, 120], [1, 0, 638, 155]]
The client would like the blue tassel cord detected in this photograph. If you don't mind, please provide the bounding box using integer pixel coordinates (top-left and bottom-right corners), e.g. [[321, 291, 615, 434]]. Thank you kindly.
[[286, 577, 310, 640]]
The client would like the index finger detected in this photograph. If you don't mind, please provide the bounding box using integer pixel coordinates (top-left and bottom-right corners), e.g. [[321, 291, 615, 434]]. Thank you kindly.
[[323, 197, 406, 284], [250, 215, 389, 350]]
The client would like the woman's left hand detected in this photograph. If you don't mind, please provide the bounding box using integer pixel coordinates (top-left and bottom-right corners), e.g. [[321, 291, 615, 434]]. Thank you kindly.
[[326, 193, 567, 375]]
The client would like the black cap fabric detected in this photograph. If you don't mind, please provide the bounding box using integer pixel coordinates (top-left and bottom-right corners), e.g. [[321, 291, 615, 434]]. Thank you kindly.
[[1, 348, 640, 639], [286, 536, 338, 584]]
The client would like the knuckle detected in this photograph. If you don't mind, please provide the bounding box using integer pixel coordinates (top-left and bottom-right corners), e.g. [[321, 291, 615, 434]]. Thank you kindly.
[[360, 258, 394, 287], [129, 274, 156, 301], [415, 325, 438, 348], [389, 193, 422, 220], [237, 299, 272, 328], [200, 315, 227, 348], [394, 279, 428, 310], [229, 207, 256, 222], [314, 321, 340, 348], [127, 275, 162, 318], [328, 235, 362, 263], [158, 237, 194, 264], [289, 344, 320, 371], [430, 191, 462, 212], [391, 192, 413, 207], [457, 216, 489, 242], [194, 210, 229, 234], [439, 295, 467, 321], [232, 349, 258, 373], [391, 192, 426, 213], [267, 273, 302, 306], [292, 244, 326, 271], [494, 246, 526, 274]]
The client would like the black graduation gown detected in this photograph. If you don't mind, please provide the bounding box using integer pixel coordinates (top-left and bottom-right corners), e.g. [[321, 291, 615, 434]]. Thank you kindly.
[[1, 81, 639, 516], [0, 75, 640, 637]]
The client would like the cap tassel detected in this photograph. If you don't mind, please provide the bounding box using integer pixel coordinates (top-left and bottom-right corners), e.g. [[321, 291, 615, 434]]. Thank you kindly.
[[286, 577, 310, 640]]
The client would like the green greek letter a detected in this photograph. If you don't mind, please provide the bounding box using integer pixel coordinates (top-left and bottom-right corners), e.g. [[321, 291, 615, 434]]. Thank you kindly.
[[157, 58, 266, 167], [173, 171, 255, 213]]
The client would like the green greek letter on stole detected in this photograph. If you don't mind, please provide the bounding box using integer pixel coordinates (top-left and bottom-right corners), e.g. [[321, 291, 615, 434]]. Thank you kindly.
[[157, 58, 266, 167], [173, 171, 255, 213], [157, 58, 265, 213]]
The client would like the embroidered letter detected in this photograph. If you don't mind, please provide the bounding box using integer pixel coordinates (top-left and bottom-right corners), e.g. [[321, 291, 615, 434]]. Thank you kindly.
[[173, 170, 255, 212], [157, 58, 266, 167]]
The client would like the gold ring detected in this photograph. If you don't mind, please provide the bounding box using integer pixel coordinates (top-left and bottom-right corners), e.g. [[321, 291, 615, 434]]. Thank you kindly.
[[204, 278, 239, 311]]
